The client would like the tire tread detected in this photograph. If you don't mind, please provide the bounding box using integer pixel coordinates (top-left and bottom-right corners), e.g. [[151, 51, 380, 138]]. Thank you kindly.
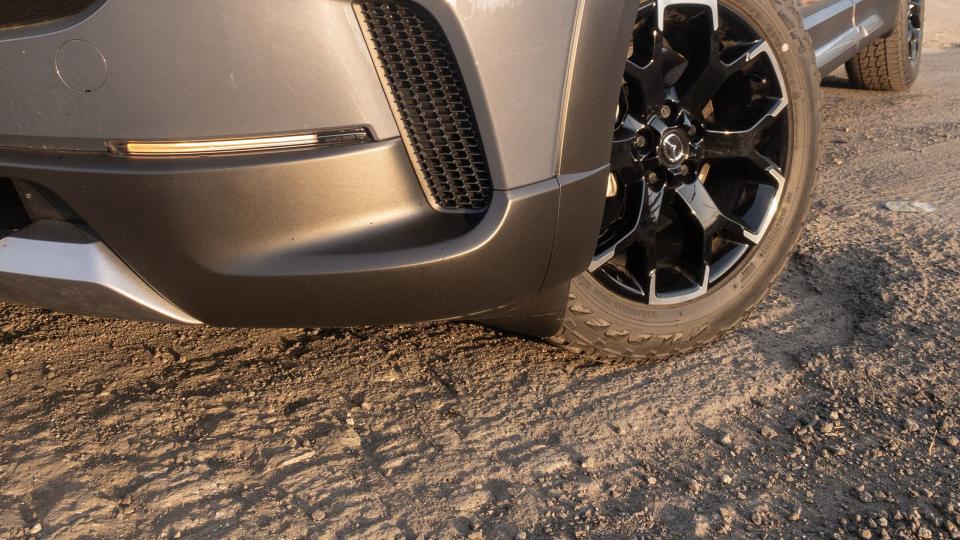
[[845, 0, 918, 92]]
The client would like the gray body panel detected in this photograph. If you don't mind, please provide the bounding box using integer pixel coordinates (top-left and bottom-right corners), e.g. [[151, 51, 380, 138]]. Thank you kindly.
[[0, 0, 399, 151], [800, 0, 900, 74], [0, 0, 592, 191]]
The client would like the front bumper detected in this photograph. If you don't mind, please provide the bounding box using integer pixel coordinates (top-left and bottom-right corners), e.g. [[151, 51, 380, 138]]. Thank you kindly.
[[0, 0, 630, 327], [0, 141, 606, 327], [0, 221, 199, 324]]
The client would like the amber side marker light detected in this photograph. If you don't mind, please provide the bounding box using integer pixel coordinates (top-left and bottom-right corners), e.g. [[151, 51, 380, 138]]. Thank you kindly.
[[110, 131, 368, 156]]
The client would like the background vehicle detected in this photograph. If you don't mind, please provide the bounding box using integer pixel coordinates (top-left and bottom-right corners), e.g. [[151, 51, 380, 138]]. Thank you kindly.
[[0, 0, 923, 359]]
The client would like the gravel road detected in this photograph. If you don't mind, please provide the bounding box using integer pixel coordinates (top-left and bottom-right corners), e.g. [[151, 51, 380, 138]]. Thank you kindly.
[[2, 6, 960, 539]]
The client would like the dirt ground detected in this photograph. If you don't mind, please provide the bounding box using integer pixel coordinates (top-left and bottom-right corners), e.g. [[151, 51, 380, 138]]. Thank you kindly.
[[2, 4, 960, 540]]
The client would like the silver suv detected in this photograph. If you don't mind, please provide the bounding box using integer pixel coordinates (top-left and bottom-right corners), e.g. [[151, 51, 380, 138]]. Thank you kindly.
[[0, 0, 924, 359]]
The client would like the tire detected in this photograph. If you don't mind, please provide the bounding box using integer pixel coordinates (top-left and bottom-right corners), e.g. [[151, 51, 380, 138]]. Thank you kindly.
[[846, 0, 924, 92], [552, 0, 821, 360]]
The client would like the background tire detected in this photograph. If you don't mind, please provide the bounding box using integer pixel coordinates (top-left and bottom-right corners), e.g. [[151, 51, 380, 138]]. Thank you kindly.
[[846, 0, 924, 91], [553, 0, 821, 360]]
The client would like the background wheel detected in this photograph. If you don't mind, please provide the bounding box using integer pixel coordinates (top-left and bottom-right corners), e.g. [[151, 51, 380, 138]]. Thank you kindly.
[[846, 0, 924, 91], [553, 0, 821, 360]]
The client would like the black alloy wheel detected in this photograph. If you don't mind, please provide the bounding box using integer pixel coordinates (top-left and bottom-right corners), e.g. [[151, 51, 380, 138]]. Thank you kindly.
[[907, 0, 923, 63], [554, 0, 821, 360], [592, 0, 789, 306]]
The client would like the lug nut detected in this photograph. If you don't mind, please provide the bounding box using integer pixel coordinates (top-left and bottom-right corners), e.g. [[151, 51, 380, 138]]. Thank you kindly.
[[633, 135, 647, 149], [688, 125, 698, 136], [679, 164, 690, 176], [659, 104, 672, 119], [646, 171, 659, 183]]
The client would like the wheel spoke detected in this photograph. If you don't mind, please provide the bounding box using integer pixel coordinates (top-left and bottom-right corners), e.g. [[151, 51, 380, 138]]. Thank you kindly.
[[743, 166, 786, 244], [680, 38, 766, 115], [718, 214, 757, 246], [678, 36, 724, 114], [685, 168, 775, 242], [671, 182, 711, 284], [643, 182, 667, 224], [657, 0, 719, 31], [611, 135, 639, 171], [590, 207, 642, 272], [673, 179, 725, 235], [604, 254, 648, 294], [673, 180, 756, 273], [590, 183, 665, 275], [625, 44, 667, 109], [701, 96, 787, 169], [634, 184, 666, 300], [648, 264, 709, 305]]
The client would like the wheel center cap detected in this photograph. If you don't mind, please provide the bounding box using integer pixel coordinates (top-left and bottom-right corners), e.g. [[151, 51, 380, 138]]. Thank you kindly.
[[657, 130, 690, 167]]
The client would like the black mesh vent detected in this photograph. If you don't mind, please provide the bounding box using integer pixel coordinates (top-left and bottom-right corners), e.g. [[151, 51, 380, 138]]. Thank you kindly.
[[357, 1, 493, 212]]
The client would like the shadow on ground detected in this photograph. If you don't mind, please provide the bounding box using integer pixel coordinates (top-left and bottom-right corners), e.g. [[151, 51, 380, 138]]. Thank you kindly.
[[0, 243, 897, 538]]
